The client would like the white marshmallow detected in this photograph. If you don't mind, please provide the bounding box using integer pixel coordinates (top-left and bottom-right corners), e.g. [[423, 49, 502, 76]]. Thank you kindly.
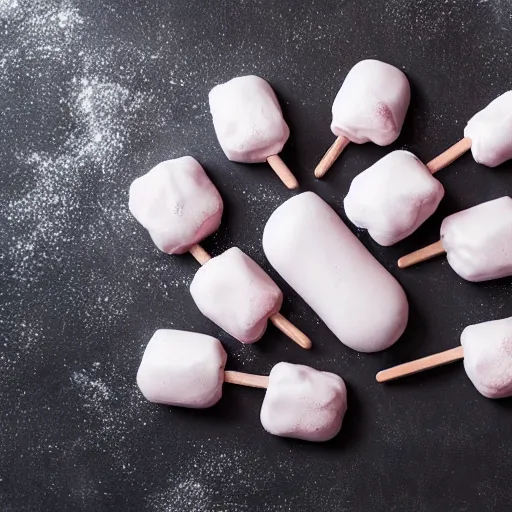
[[464, 91, 512, 167], [441, 196, 512, 282], [129, 157, 223, 254], [190, 248, 283, 344], [262, 192, 409, 352], [137, 329, 227, 408], [209, 75, 289, 163], [462, 316, 512, 399], [344, 150, 445, 246], [260, 362, 347, 442], [331, 59, 410, 145]]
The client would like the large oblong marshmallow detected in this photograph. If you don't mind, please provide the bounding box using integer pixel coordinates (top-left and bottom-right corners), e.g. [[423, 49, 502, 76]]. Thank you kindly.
[[344, 150, 445, 246], [209, 75, 289, 163], [137, 329, 227, 408], [331, 59, 410, 146], [441, 196, 512, 282], [129, 157, 223, 254], [262, 192, 409, 352], [464, 91, 512, 167], [190, 247, 283, 344], [462, 316, 512, 399], [260, 362, 347, 442]]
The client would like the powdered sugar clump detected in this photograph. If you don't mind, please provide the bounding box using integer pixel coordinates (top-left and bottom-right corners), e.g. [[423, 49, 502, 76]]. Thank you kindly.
[[150, 479, 211, 512], [72, 369, 113, 403]]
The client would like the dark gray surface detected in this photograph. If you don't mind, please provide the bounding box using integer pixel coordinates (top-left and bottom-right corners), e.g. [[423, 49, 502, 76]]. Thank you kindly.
[[1, 1, 512, 511]]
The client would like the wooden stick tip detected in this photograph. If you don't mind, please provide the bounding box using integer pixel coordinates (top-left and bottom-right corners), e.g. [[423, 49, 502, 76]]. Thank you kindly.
[[267, 155, 299, 190], [300, 336, 313, 350], [375, 371, 387, 383], [269, 313, 313, 350], [397, 257, 409, 269], [314, 167, 326, 179], [286, 178, 299, 190]]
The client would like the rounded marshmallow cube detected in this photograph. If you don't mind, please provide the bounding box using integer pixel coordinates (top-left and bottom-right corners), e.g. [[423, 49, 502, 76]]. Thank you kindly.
[[190, 247, 283, 344], [464, 91, 512, 167], [344, 150, 445, 246], [260, 362, 347, 442], [209, 75, 289, 163], [462, 316, 512, 399], [129, 156, 223, 254], [137, 329, 227, 408], [331, 59, 410, 146], [263, 192, 409, 352], [441, 196, 512, 282]]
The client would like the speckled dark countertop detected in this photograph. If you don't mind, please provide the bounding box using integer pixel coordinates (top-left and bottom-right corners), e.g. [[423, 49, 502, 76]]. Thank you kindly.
[[1, 1, 512, 511]]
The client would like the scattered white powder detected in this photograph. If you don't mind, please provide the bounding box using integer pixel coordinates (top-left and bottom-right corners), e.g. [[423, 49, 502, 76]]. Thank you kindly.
[[0, 0, 18, 19], [0, 0, 161, 375], [146, 440, 347, 512], [150, 479, 211, 512], [477, 0, 512, 17], [147, 446, 276, 512], [72, 370, 113, 403], [68, 363, 146, 473], [7, 77, 145, 281]]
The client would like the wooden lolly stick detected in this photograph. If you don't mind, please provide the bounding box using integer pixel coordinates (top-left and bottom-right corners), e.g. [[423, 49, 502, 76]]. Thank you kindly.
[[267, 155, 299, 190], [314, 135, 350, 179], [269, 313, 312, 349], [188, 245, 312, 349], [224, 370, 269, 389], [398, 240, 445, 269], [376, 346, 464, 383], [189, 244, 212, 265], [426, 137, 472, 174]]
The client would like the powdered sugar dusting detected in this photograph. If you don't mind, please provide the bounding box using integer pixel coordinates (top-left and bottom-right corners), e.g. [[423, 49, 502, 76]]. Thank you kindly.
[[150, 479, 211, 512], [147, 444, 278, 512], [68, 363, 146, 473], [478, 0, 512, 18], [7, 77, 145, 282], [0, 0, 19, 19], [0, 0, 164, 375], [72, 369, 113, 403]]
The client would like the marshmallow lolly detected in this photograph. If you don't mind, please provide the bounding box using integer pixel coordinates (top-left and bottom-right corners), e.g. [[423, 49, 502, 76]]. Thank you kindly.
[[376, 316, 512, 400], [189, 247, 312, 349], [314, 59, 411, 179], [344, 150, 445, 247], [138, 330, 347, 442], [227, 362, 348, 442], [343, 92, 512, 248], [129, 156, 311, 349], [398, 197, 512, 283], [209, 75, 298, 189], [263, 192, 409, 353], [428, 91, 512, 173]]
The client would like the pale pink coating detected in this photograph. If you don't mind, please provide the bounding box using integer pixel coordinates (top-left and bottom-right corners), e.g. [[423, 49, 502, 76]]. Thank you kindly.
[[464, 91, 512, 167], [262, 192, 409, 352], [331, 59, 410, 145], [260, 362, 347, 442], [129, 156, 223, 254], [136, 329, 227, 408], [344, 150, 445, 246], [209, 75, 290, 163], [462, 316, 512, 399], [441, 196, 512, 282], [190, 247, 283, 344]]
